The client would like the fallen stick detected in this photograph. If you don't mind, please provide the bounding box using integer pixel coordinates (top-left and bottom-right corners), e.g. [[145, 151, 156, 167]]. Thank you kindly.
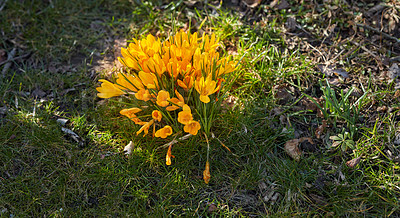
[[1, 48, 16, 77], [348, 40, 382, 64], [161, 134, 192, 149], [357, 24, 400, 44], [0, 52, 30, 66], [0, 0, 8, 12], [390, 56, 400, 62]]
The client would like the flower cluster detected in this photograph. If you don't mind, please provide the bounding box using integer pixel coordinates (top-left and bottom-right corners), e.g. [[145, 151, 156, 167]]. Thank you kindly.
[[97, 30, 237, 183]]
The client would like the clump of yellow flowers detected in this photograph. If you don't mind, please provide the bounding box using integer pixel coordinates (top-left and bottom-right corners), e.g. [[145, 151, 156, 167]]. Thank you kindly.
[[97, 30, 237, 184]]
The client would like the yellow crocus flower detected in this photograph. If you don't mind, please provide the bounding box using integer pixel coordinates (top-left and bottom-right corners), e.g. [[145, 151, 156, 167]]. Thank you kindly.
[[147, 54, 166, 76], [152, 110, 162, 122], [156, 90, 170, 107], [202, 32, 219, 52], [165, 144, 175, 165], [120, 107, 141, 118], [155, 125, 173, 139], [166, 90, 185, 111], [178, 104, 193, 125], [136, 120, 154, 137], [177, 74, 194, 91], [184, 120, 201, 135], [119, 49, 140, 71], [120, 108, 144, 125], [203, 161, 211, 184], [195, 76, 220, 103], [135, 89, 152, 101], [217, 58, 237, 77], [116, 73, 144, 92], [139, 71, 158, 89], [96, 79, 125, 98]]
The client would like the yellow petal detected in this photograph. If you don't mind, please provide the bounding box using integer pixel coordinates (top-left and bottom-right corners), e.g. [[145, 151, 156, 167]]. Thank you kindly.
[[199, 95, 210, 103]]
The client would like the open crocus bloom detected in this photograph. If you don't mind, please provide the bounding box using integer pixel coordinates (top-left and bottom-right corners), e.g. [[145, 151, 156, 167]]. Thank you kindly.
[[152, 110, 162, 122], [184, 120, 201, 135], [155, 125, 173, 139], [135, 89, 152, 101], [195, 75, 220, 103], [178, 105, 193, 125], [156, 90, 170, 107]]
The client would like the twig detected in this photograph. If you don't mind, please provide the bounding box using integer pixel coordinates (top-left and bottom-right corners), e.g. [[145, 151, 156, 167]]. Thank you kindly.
[[1, 48, 16, 77], [0, 52, 30, 66], [211, 132, 232, 152], [357, 24, 400, 44], [0, 0, 8, 12], [348, 40, 382, 64], [390, 56, 400, 62], [160, 134, 192, 149]]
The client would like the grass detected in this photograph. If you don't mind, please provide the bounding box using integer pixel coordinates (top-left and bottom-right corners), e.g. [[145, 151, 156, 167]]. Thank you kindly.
[[1, 0, 400, 216]]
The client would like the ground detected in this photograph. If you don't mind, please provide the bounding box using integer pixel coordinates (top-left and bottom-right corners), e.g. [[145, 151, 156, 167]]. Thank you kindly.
[[0, 0, 400, 216]]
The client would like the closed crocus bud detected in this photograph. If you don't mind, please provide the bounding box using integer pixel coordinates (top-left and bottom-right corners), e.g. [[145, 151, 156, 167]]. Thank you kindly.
[[203, 161, 211, 184]]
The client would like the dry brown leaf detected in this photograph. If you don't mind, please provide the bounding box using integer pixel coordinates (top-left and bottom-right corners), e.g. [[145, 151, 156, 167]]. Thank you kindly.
[[270, 0, 290, 10], [273, 85, 293, 104], [221, 95, 238, 109], [208, 203, 217, 213], [299, 97, 319, 112], [317, 108, 324, 118], [346, 156, 361, 168], [284, 139, 301, 161], [0, 49, 6, 62], [394, 90, 400, 98], [298, 137, 316, 152], [123, 141, 134, 155], [327, 77, 341, 86], [243, 0, 262, 8], [31, 88, 46, 98], [317, 65, 349, 78], [315, 120, 328, 139], [298, 137, 314, 144], [389, 63, 400, 81], [377, 106, 388, 112]]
